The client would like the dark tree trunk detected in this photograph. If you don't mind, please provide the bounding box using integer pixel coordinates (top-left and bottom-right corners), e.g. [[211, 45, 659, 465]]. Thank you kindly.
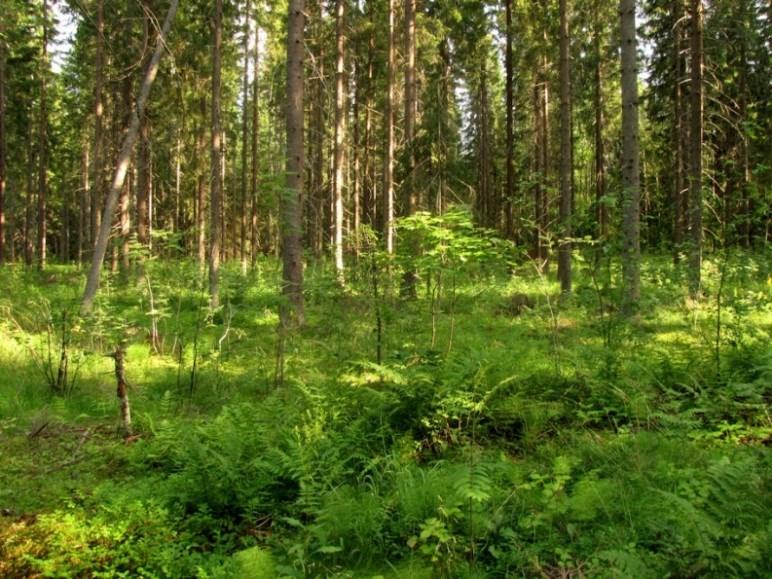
[[558, 0, 572, 294], [688, 0, 703, 296], [37, 0, 49, 269], [0, 23, 5, 265], [620, 0, 642, 311], [384, 0, 395, 254], [505, 0, 515, 240], [209, 0, 223, 308], [281, 0, 306, 327]]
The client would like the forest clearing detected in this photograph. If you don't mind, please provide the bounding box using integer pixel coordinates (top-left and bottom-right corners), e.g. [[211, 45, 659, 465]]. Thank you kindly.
[[0, 0, 770, 577]]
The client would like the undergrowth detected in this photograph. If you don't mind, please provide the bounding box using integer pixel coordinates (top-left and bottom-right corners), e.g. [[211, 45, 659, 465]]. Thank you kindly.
[[0, 220, 770, 577]]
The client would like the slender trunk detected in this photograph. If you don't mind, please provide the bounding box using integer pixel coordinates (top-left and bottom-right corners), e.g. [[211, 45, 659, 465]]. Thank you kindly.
[[309, 0, 325, 259], [281, 0, 306, 327], [24, 132, 34, 266], [197, 96, 207, 265], [333, 0, 346, 282], [505, 0, 515, 240], [404, 0, 417, 214], [363, 8, 375, 227], [209, 0, 223, 308], [240, 0, 251, 269], [37, 0, 49, 269], [558, 0, 572, 294], [688, 0, 703, 296], [113, 345, 132, 438], [673, 3, 685, 252], [384, 0, 395, 254], [0, 24, 5, 265], [594, 2, 607, 240], [92, 0, 104, 248], [352, 62, 361, 257], [137, 116, 151, 247], [78, 140, 89, 263], [250, 11, 260, 265], [620, 0, 641, 311], [119, 76, 132, 274], [478, 63, 490, 226], [81, 0, 179, 314]]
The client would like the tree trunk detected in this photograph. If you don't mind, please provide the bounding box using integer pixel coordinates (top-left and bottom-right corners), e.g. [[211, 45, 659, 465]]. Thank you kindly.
[[250, 7, 260, 266], [505, 0, 515, 240], [672, 2, 684, 253], [688, 0, 703, 296], [333, 0, 346, 282], [240, 0, 251, 270], [558, 0, 572, 294], [137, 116, 151, 248], [92, 0, 104, 250], [197, 96, 207, 266], [384, 0, 395, 255], [37, 0, 49, 269], [0, 23, 5, 266], [620, 0, 641, 312], [281, 0, 306, 327], [404, 0, 418, 215], [363, 8, 375, 228], [78, 139, 89, 264], [113, 345, 132, 438], [352, 61, 361, 257], [24, 132, 33, 266], [209, 0, 223, 309], [594, 1, 607, 240], [81, 0, 179, 314]]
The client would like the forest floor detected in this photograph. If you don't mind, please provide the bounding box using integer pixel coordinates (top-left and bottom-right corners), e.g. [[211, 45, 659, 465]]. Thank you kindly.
[[0, 252, 770, 578]]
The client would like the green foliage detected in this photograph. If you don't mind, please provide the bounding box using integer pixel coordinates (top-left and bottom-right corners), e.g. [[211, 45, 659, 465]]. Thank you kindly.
[[0, 255, 769, 577]]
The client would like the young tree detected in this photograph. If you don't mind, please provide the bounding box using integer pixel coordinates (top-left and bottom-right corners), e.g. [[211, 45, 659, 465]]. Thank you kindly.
[[240, 0, 251, 271], [557, 0, 572, 294], [281, 0, 305, 327], [384, 0, 395, 255], [0, 17, 5, 265], [209, 0, 223, 309], [37, 0, 48, 269], [504, 0, 515, 240], [81, 0, 180, 314], [92, 0, 104, 250], [333, 0, 346, 282], [620, 0, 641, 311], [688, 0, 703, 296]]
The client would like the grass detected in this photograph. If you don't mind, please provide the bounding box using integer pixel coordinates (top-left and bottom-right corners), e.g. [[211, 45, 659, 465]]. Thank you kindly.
[[0, 246, 770, 577]]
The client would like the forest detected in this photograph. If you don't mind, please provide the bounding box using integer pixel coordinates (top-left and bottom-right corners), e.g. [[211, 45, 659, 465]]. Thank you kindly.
[[0, 0, 770, 576]]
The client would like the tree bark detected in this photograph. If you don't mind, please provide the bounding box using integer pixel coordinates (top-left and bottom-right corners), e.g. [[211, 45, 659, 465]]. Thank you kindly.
[[240, 0, 251, 270], [197, 96, 207, 266], [333, 0, 346, 282], [81, 0, 180, 314], [620, 0, 641, 312], [137, 116, 151, 247], [505, 0, 515, 240], [281, 0, 306, 327], [0, 22, 5, 265], [209, 0, 223, 309], [384, 0, 395, 255], [688, 0, 703, 296], [673, 1, 685, 253], [92, 0, 104, 250], [250, 7, 260, 265], [404, 0, 417, 215], [113, 345, 132, 438], [558, 0, 572, 294], [363, 7, 375, 228], [37, 0, 49, 269], [594, 0, 607, 240]]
